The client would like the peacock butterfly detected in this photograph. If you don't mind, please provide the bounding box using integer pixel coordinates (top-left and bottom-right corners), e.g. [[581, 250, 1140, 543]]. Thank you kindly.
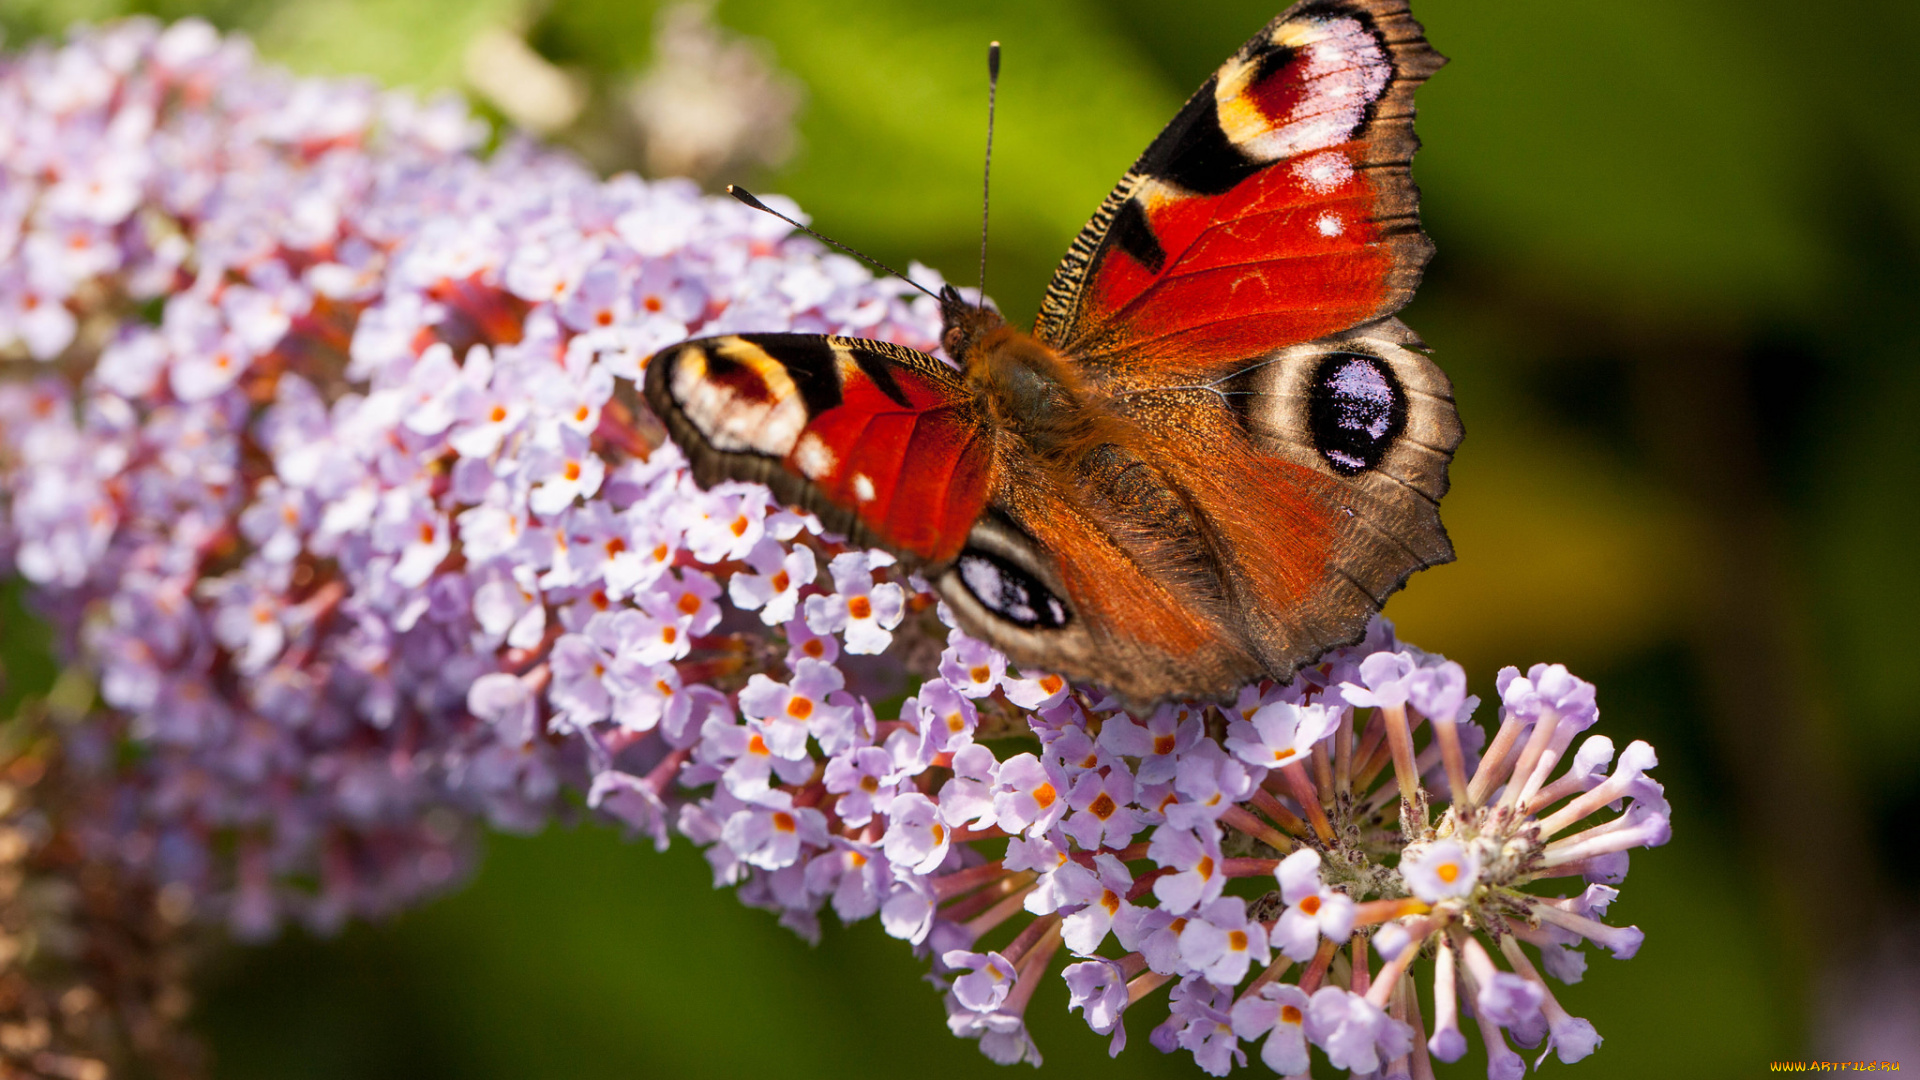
[[643, 0, 1461, 708]]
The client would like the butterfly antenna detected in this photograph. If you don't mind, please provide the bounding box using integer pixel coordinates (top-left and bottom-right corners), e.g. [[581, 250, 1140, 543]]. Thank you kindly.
[[726, 185, 941, 303], [977, 41, 1000, 308]]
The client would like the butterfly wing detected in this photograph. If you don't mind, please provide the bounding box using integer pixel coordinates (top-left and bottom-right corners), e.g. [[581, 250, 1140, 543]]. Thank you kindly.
[[1035, 0, 1442, 374], [927, 321, 1455, 706], [644, 333, 992, 565]]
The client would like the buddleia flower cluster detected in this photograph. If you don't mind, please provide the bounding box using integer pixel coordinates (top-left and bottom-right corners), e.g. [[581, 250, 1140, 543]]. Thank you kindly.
[[0, 20, 1672, 1077]]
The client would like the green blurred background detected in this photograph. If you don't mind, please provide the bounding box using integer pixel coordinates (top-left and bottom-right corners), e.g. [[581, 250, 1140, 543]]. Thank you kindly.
[[3, 0, 1917, 1075]]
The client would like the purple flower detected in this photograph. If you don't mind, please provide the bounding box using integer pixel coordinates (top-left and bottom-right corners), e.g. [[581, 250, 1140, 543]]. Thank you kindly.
[[1306, 985, 1414, 1074], [989, 753, 1068, 838], [1273, 848, 1355, 961], [804, 550, 905, 654], [1338, 649, 1420, 710], [1148, 824, 1225, 915], [1497, 662, 1599, 727], [727, 538, 814, 625], [1224, 698, 1343, 769], [720, 791, 828, 870], [737, 658, 853, 759], [1063, 959, 1129, 1055], [1099, 702, 1203, 785], [936, 743, 999, 831], [1407, 658, 1471, 723], [1059, 853, 1135, 955], [1061, 766, 1142, 850], [881, 792, 950, 875], [1165, 740, 1258, 830], [1231, 982, 1312, 1075], [803, 838, 890, 924], [1152, 977, 1244, 1077], [1177, 895, 1270, 986], [939, 631, 1007, 698], [943, 949, 1018, 1013], [908, 678, 978, 763], [467, 671, 539, 745], [822, 746, 900, 827], [1401, 837, 1482, 903], [1002, 668, 1069, 710]]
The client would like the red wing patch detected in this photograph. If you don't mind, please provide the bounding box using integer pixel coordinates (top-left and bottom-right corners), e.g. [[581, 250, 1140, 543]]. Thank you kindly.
[[1035, 0, 1442, 378], [643, 333, 993, 565]]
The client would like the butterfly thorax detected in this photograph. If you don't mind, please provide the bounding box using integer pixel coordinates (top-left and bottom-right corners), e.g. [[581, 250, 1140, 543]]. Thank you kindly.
[[945, 311, 1112, 467], [959, 320, 1221, 595], [972, 328, 1090, 439]]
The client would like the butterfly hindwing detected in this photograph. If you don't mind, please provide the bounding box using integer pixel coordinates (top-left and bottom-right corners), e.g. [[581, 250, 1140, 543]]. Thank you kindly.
[[1110, 318, 1458, 688], [644, 333, 993, 565], [1035, 0, 1442, 375], [933, 328, 1459, 707]]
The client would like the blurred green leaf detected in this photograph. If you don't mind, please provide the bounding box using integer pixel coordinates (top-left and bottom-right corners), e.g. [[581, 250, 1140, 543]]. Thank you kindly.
[[723, 0, 1183, 330], [249, 0, 525, 89], [1413, 0, 1834, 316]]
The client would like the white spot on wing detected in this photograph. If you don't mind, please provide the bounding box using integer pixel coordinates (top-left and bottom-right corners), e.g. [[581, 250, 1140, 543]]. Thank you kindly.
[[1315, 211, 1344, 237], [794, 431, 837, 479], [1294, 150, 1354, 195], [851, 473, 876, 502]]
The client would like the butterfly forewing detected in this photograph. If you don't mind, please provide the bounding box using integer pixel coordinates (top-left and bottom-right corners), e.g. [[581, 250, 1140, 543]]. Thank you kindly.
[[644, 333, 993, 565], [1036, 0, 1441, 374]]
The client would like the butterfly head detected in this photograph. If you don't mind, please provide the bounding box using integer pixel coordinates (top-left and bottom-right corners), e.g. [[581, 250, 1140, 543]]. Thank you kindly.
[[938, 283, 1005, 365]]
